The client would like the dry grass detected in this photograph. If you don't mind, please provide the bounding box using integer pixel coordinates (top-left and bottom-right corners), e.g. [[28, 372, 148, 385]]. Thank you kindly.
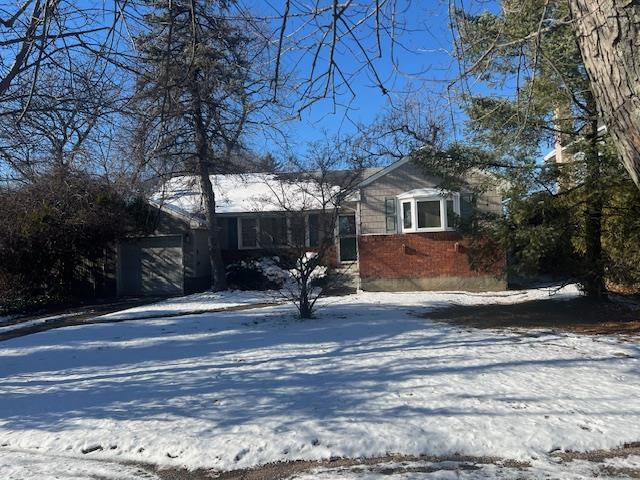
[[424, 296, 640, 336]]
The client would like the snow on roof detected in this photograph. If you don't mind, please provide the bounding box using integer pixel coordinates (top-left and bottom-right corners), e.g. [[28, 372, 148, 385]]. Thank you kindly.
[[151, 173, 340, 220]]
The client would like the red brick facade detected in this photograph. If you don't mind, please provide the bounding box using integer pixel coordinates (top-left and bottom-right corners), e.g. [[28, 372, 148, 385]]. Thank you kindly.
[[358, 232, 505, 280]]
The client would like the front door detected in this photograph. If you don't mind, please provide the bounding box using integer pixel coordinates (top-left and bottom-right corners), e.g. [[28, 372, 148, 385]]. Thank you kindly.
[[338, 214, 358, 262]]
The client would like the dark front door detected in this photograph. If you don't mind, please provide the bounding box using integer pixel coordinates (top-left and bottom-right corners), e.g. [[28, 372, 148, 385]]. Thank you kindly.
[[338, 214, 357, 262]]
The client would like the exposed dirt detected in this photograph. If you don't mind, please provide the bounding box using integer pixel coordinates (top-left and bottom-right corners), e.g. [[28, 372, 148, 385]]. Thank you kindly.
[[554, 441, 640, 463], [143, 454, 529, 480], [424, 296, 640, 336], [0, 301, 281, 342], [139, 445, 640, 479], [554, 442, 640, 479]]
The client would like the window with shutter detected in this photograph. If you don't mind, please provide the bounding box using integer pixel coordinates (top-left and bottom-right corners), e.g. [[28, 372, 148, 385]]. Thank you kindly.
[[385, 197, 397, 232]]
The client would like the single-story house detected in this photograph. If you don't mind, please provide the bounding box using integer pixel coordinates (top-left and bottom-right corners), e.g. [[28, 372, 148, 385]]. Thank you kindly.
[[117, 157, 505, 296]]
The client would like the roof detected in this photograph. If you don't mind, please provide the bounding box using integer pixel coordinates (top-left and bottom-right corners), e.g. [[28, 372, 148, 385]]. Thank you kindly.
[[151, 159, 489, 224], [151, 173, 342, 221]]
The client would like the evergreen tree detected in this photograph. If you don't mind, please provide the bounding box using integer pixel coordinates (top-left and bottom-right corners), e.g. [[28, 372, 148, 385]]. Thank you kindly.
[[452, 0, 614, 297], [134, 1, 257, 291]]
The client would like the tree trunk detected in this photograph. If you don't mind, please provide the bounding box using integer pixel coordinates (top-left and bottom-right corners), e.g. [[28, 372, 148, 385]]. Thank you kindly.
[[568, 0, 640, 188], [190, 77, 227, 292], [582, 115, 607, 299], [298, 281, 312, 319]]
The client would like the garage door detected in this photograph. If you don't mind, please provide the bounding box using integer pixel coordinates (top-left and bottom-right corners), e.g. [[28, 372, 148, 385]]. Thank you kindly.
[[118, 236, 184, 296]]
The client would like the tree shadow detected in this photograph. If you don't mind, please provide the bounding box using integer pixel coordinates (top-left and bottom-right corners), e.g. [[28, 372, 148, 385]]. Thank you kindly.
[[0, 299, 637, 450]]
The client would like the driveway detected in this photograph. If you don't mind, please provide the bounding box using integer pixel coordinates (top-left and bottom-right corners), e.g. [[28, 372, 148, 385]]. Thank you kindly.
[[0, 297, 167, 341]]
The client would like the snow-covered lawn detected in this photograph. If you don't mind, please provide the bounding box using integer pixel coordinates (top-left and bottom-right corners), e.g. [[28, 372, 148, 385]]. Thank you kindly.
[[0, 286, 639, 478], [1, 449, 160, 480]]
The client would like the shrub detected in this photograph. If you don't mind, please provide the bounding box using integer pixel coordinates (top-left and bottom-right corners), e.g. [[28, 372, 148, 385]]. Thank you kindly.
[[0, 169, 148, 314], [225, 257, 287, 290]]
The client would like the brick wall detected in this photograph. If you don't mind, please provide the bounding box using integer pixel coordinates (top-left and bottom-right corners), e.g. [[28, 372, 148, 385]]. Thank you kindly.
[[358, 232, 505, 280]]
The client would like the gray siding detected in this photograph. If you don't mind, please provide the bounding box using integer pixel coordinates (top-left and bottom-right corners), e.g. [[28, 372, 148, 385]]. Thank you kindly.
[[191, 229, 211, 278], [360, 161, 440, 235], [359, 160, 502, 235]]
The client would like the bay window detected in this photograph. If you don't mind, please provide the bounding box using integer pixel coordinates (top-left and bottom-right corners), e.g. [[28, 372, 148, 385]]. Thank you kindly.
[[397, 189, 460, 233], [402, 201, 413, 229], [416, 200, 441, 228]]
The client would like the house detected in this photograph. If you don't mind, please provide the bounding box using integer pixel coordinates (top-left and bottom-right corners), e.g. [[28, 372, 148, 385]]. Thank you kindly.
[[117, 157, 505, 296]]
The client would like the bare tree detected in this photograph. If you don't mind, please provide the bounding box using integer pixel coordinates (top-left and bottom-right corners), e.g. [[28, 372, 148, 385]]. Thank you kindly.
[[246, 1, 409, 111], [0, 55, 123, 183], [0, 1, 132, 114], [253, 137, 372, 318], [4, 1, 638, 193]]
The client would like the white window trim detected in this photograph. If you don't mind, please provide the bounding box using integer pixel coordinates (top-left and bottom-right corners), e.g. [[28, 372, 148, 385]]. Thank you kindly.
[[398, 193, 460, 233]]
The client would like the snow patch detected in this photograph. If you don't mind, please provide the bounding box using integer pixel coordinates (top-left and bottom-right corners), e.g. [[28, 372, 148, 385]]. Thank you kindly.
[[151, 173, 341, 222]]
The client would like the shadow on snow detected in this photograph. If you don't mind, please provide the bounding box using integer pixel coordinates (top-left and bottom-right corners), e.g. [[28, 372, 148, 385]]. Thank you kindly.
[[0, 300, 637, 435]]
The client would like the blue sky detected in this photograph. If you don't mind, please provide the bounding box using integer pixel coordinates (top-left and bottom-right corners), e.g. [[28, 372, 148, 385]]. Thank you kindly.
[[248, 0, 554, 164], [250, 1, 466, 155], [0, 0, 510, 176]]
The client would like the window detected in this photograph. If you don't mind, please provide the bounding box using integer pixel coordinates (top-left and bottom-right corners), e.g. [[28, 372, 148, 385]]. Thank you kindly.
[[446, 199, 456, 229], [338, 214, 357, 262], [416, 200, 441, 228], [308, 214, 319, 247], [338, 214, 356, 236], [290, 215, 306, 246], [260, 217, 287, 246], [385, 198, 397, 232], [240, 218, 257, 248], [402, 201, 412, 229], [397, 190, 461, 233]]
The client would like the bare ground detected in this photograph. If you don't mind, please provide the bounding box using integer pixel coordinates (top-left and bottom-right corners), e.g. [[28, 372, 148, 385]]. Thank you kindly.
[[134, 444, 640, 479], [134, 454, 528, 480], [0, 301, 280, 342], [423, 296, 640, 336]]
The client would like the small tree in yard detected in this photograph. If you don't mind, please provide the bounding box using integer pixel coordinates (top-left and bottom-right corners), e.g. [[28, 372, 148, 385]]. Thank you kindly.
[[255, 139, 372, 319]]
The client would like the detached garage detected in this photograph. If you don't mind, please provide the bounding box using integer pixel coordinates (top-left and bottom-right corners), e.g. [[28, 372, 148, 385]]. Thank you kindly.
[[117, 235, 184, 296]]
